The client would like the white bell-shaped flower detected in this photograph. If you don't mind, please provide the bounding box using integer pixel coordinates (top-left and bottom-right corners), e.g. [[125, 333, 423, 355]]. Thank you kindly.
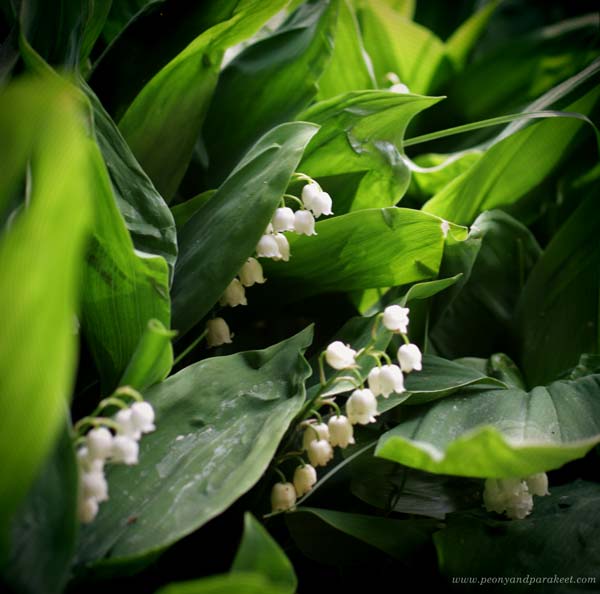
[[301, 182, 321, 210], [368, 367, 382, 396], [525, 473, 549, 496], [256, 234, 280, 259], [206, 317, 233, 348], [397, 343, 422, 373], [86, 427, 114, 460], [271, 482, 297, 512], [81, 471, 109, 502], [77, 447, 104, 473], [310, 191, 333, 218], [325, 341, 357, 370], [328, 415, 355, 448], [346, 389, 378, 425], [271, 207, 296, 232], [483, 478, 534, 520], [376, 364, 405, 397], [302, 422, 330, 450], [293, 464, 317, 497], [130, 401, 156, 434], [111, 435, 139, 465], [78, 496, 99, 524], [383, 305, 410, 334], [307, 439, 334, 467], [115, 408, 141, 440], [273, 233, 290, 262], [239, 257, 266, 287], [294, 210, 317, 236], [219, 278, 247, 307]]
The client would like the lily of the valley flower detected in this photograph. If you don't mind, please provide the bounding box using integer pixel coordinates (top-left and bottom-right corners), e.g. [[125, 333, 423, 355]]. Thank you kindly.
[[271, 482, 297, 512], [302, 422, 330, 450], [328, 415, 355, 448], [272, 207, 296, 232], [294, 210, 317, 236], [111, 435, 139, 465], [256, 234, 281, 259], [86, 427, 113, 460], [220, 278, 247, 307], [526, 473, 550, 496], [483, 474, 550, 520], [206, 317, 233, 348], [293, 464, 317, 497], [325, 341, 357, 370], [130, 402, 156, 434], [368, 365, 405, 398], [301, 183, 333, 218], [81, 470, 109, 502], [273, 233, 290, 261], [346, 389, 378, 425], [239, 257, 266, 287], [397, 343, 422, 373], [383, 305, 410, 334], [306, 439, 334, 467]]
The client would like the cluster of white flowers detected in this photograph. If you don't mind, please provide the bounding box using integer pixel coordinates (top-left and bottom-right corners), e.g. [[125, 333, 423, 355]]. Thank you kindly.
[[483, 473, 550, 520], [207, 179, 333, 349], [271, 305, 423, 513], [76, 397, 155, 523]]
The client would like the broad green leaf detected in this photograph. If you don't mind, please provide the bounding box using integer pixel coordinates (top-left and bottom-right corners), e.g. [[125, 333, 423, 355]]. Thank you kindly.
[[434, 481, 600, 591], [355, 1, 449, 93], [75, 327, 312, 567], [119, 0, 289, 200], [429, 210, 542, 359], [83, 82, 178, 277], [231, 513, 296, 594], [201, 0, 338, 185], [171, 190, 216, 230], [264, 208, 463, 299], [286, 507, 437, 563], [423, 86, 600, 225], [101, 0, 161, 44], [80, 142, 171, 392], [456, 353, 527, 391], [2, 424, 78, 594], [171, 122, 318, 337], [379, 355, 506, 413], [516, 193, 600, 387], [297, 91, 441, 212], [315, 0, 375, 100], [119, 319, 176, 392], [376, 374, 600, 478], [0, 75, 91, 548], [156, 573, 289, 594]]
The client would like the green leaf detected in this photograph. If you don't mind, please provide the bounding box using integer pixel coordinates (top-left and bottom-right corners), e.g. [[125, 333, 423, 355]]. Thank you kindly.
[[83, 82, 178, 277], [119, 0, 289, 200], [434, 481, 600, 592], [156, 573, 290, 594], [355, 1, 449, 93], [430, 210, 542, 359], [379, 355, 506, 413], [171, 190, 216, 230], [286, 507, 437, 563], [119, 319, 176, 392], [376, 374, 600, 478], [171, 122, 318, 337], [2, 424, 78, 594], [201, 0, 338, 185], [297, 91, 441, 212], [516, 193, 600, 387], [101, 0, 161, 44], [75, 327, 312, 568], [0, 75, 91, 546], [423, 86, 600, 225], [263, 208, 463, 298], [80, 141, 171, 392], [231, 513, 296, 594], [315, 0, 375, 100]]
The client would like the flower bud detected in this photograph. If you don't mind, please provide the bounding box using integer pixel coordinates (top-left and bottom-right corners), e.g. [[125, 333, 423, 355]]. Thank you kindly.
[[328, 415, 355, 448], [239, 257, 266, 287], [377, 364, 405, 397], [273, 233, 290, 261], [206, 317, 233, 348], [325, 341, 357, 370], [307, 439, 334, 467], [271, 207, 296, 232], [397, 343, 422, 372], [302, 422, 330, 450], [256, 234, 280, 258], [271, 482, 297, 512], [301, 182, 321, 210], [111, 435, 139, 465], [219, 278, 247, 307], [383, 305, 409, 333], [86, 427, 113, 460], [346, 389, 378, 425], [81, 470, 109, 502], [78, 496, 99, 523], [294, 210, 316, 236], [130, 401, 156, 434], [293, 464, 317, 497], [525, 473, 549, 497]]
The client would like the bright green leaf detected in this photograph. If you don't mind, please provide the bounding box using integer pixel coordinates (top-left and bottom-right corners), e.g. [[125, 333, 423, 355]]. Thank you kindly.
[[156, 572, 290, 594]]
